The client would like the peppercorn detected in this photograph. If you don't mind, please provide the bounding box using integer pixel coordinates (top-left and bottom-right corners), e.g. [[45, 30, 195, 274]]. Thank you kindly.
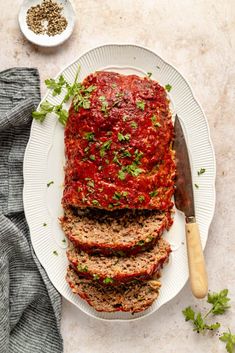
[[26, 0, 68, 36]]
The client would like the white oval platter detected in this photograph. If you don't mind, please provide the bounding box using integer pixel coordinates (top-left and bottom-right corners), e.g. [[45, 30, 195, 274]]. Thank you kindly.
[[23, 44, 216, 321]]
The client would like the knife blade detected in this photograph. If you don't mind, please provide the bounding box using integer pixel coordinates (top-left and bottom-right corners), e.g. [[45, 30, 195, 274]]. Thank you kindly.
[[174, 115, 208, 299]]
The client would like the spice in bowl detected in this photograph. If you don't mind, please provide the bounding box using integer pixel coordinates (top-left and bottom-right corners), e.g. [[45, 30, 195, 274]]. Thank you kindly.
[[26, 0, 68, 36]]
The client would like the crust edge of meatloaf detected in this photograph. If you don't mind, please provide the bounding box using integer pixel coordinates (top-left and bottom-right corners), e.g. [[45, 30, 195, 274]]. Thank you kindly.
[[67, 239, 171, 285], [66, 266, 161, 313]]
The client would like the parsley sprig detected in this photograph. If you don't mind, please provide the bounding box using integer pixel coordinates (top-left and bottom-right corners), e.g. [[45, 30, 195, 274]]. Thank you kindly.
[[220, 330, 235, 353], [32, 66, 96, 126], [183, 289, 230, 334]]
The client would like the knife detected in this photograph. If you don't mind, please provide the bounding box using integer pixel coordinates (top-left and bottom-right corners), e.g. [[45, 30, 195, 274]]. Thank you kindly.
[[173, 115, 208, 299]]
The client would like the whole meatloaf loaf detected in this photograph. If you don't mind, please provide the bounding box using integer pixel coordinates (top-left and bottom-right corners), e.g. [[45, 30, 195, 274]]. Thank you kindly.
[[62, 71, 175, 212], [61, 208, 172, 255], [66, 266, 161, 313], [67, 237, 171, 285]]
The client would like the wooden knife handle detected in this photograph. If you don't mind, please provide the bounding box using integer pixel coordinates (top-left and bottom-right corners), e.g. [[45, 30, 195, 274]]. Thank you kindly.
[[185, 222, 208, 299]]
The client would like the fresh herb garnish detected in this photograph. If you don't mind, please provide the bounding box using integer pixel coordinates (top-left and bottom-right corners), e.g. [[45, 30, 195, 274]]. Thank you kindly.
[[138, 195, 145, 202], [99, 95, 109, 114], [130, 121, 138, 129], [103, 277, 114, 284], [77, 264, 88, 272], [47, 181, 54, 187], [194, 183, 199, 189], [113, 191, 122, 200], [118, 169, 126, 180], [53, 250, 58, 256], [134, 149, 143, 164], [220, 330, 235, 353], [151, 115, 161, 127], [118, 132, 131, 142], [113, 151, 122, 166], [136, 100, 145, 111], [137, 240, 145, 246], [92, 200, 100, 206], [198, 168, 206, 176], [45, 75, 67, 96], [89, 155, 95, 161], [33, 66, 96, 126], [165, 84, 172, 92], [43, 223, 47, 227], [122, 150, 132, 158], [122, 115, 129, 122], [84, 132, 95, 141], [87, 180, 94, 188], [93, 274, 100, 280], [62, 239, 66, 243], [100, 140, 112, 157], [149, 190, 158, 197], [147, 72, 152, 78], [183, 289, 230, 334], [32, 101, 54, 122]]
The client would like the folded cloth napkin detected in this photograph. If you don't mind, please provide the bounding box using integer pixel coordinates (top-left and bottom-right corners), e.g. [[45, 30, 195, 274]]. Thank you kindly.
[[0, 68, 63, 353]]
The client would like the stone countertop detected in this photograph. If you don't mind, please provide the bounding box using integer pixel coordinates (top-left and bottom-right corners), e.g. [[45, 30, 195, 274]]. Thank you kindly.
[[1, 1, 234, 352]]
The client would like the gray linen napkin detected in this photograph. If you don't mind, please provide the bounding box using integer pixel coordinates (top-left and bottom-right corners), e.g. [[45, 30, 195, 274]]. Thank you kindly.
[[0, 68, 63, 353]]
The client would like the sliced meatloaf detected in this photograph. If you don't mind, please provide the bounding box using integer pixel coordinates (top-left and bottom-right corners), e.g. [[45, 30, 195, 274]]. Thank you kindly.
[[61, 207, 172, 255], [67, 237, 171, 284], [66, 266, 161, 313], [62, 71, 175, 212]]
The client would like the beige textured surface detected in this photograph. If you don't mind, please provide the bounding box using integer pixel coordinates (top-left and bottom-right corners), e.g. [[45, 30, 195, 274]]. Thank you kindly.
[[1, 0, 235, 352]]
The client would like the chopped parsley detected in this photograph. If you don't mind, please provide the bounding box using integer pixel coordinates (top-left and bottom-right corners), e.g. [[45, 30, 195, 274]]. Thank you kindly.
[[118, 163, 143, 180], [113, 151, 122, 166], [84, 132, 95, 141], [118, 132, 131, 142], [151, 115, 161, 127], [122, 115, 129, 122], [165, 84, 172, 92], [118, 169, 126, 180], [122, 150, 132, 158], [113, 191, 122, 200], [103, 277, 114, 284], [43, 223, 47, 227], [194, 184, 199, 189], [130, 121, 138, 129], [53, 250, 58, 256], [134, 149, 143, 164], [47, 181, 54, 187], [147, 72, 152, 78], [149, 190, 158, 197], [111, 83, 117, 89], [62, 239, 66, 243], [87, 180, 94, 188], [77, 264, 88, 272], [89, 154, 95, 161], [136, 100, 145, 111], [198, 168, 206, 176], [138, 195, 145, 202], [100, 140, 112, 157], [93, 274, 100, 280], [73, 85, 96, 111], [137, 240, 145, 246], [99, 95, 109, 114], [92, 200, 100, 206]]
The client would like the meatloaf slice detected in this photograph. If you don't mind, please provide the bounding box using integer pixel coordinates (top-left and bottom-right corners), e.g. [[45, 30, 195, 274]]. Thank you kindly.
[[67, 237, 171, 285], [61, 207, 172, 255], [66, 266, 161, 313]]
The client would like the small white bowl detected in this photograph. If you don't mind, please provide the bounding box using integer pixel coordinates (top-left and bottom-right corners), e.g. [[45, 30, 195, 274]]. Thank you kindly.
[[18, 0, 75, 47]]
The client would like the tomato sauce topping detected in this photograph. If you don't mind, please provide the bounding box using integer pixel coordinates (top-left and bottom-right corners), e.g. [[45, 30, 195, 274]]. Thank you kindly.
[[62, 71, 175, 211]]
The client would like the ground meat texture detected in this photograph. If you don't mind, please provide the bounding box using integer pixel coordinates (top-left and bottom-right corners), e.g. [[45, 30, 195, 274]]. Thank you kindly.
[[61, 208, 172, 255], [67, 237, 171, 285], [62, 71, 175, 211], [66, 266, 161, 313]]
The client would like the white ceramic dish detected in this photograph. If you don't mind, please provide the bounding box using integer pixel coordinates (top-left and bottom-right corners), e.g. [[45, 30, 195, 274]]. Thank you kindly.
[[18, 0, 75, 47], [23, 44, 216, 321]]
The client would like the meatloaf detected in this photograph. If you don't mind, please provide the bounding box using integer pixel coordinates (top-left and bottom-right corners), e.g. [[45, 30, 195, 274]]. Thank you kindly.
[[61, 207, 172, 255], [67, 237, 171, 284], [66, 266, 161, 313], [62, 71, 175, 211]]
